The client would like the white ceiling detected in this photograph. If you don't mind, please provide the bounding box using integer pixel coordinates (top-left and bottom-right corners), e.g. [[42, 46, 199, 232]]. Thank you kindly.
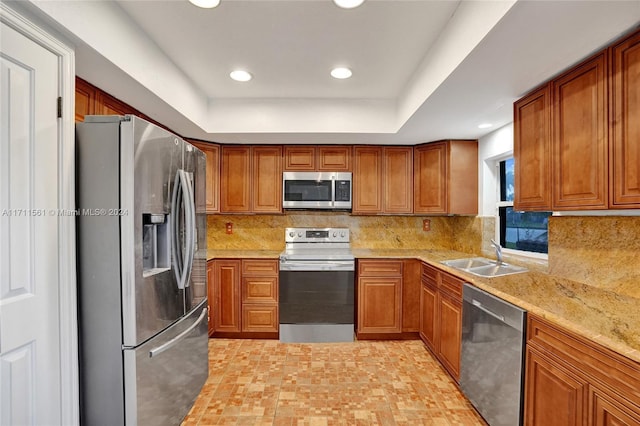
[[25, 0, 640, 144]]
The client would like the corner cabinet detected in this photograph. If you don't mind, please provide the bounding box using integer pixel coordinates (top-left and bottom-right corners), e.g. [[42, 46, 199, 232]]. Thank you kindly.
[[188, 141, 220, 213], [356, 259, 420, 338], [414, 140, 478, 215], [524, 314, 640, 426], [419, 263, 462, 381], [610, 30, 640, 208], [221, 146, 282, 214], [210, 259, 279, 337], [352, 146, 413, 214], [514, 84, 552, 211]]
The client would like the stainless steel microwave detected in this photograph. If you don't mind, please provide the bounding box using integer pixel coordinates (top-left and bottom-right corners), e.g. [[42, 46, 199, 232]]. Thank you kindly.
[[282, 171, 352, 210]]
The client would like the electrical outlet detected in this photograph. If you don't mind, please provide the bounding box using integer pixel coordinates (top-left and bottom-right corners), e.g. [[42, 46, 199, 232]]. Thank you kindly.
[[422, 219, 431, 232], [226, 222, 233, 234]]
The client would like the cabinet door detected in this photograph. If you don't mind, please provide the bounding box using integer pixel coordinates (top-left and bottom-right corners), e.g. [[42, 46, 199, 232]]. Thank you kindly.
[[75, 77, 96, 123], [401, 260, 420, 332], [221, 146, 251, 213], [438, 292, 461, 380], [207, 260, 215, 337], [213, 260, 241, 333], [384, 147, 413, 213], [447, 140, 478, 215], [524, 347, 586, 426], [414, 142, 447, 214], [252, 146, 282, 213], [357, 276, 402, 334], [352, 146, 383, 214], [590, 386, 640, 426], [514, 85, 552, 211], [420, 281, 438, 351], [552, 52, 608, 210], [96, 91, 137, 116], [190, 141, 219, 213], [610, 30, 640, 208], [318, 145, 352, 171], [284, 145, 315, 171]]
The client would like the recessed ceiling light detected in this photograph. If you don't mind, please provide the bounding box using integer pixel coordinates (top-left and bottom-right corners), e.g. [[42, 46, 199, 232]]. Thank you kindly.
[[333, 0, 365, 9], [188, 0, 220, 8], [230, 70, 252, 82], [478, 123, 493, 129], [331, 67, 353, 79]]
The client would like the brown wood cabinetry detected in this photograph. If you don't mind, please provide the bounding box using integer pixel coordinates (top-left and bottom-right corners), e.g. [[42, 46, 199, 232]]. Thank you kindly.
[[419, 263, 463, 381], [356, 259, 419, 338], [206, 260, 215, 337], [221, 146, 282, 213], [514, 84, 552, 211], [189, 141, 219, 213], [211, 259, 279, 337], [553, 52, 609, 210], [414, 140, 478, 215], [75, 77, 96, 122], [283, 145, 351, 171], [524, 314, 640, 426], [212, 259, 242, 333], [610, 30, 640, 208], [352, 146, 413, 214]]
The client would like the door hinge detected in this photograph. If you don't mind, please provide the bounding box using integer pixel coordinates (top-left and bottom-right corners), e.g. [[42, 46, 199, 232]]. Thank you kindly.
[[57, 97, 62, 118]]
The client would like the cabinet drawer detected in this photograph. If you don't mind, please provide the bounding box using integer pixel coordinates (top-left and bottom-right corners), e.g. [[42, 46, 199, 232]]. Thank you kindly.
[[528, 315, 640, 407], [242, 259, 278, 276], [439, 272, 463, 299], [241, 304, 278, 333], [421, 263, 438, 285], [242, 276, 278, 304], [358, 260, 402, 276]]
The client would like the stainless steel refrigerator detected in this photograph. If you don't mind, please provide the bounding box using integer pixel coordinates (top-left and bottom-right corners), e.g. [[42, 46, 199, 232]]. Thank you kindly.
[[76, 115, 208, 425]]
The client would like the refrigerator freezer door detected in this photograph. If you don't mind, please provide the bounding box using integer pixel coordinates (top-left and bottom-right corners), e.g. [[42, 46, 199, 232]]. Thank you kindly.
[[124, 300, 209, 426], [185, 142, 207, 313], [121, 117, 187, 346]]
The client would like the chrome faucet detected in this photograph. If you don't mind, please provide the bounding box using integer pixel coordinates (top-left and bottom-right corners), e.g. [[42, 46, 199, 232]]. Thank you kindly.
[[490, 239, 503, 264]]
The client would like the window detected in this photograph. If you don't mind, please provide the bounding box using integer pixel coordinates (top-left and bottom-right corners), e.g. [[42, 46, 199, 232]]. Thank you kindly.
[[497, 158, 551, 255]]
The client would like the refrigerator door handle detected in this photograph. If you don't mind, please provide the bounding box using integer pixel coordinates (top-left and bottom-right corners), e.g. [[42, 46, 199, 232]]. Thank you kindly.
[[171, 169, 194, 290], [148, 307, 208, 358], [182, 170, 196, 288]]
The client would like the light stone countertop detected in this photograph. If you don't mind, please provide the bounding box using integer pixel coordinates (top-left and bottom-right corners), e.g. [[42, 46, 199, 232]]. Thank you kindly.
[[208, 248, 640, 364]]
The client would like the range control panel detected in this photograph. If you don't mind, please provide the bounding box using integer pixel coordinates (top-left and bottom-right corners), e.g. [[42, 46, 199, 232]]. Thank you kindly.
[[285, 227, 350, 243]]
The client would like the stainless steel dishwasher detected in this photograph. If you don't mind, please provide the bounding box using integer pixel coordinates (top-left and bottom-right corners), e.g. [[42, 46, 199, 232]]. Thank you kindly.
[[460, 283, 527, 426]]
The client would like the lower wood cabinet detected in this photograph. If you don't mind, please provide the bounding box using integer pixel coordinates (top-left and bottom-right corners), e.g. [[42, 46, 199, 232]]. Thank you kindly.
[[356, 259, 420, 338], [209, 258, 279, 337], [524, 314, 640, 426], [419, 262, 463, 381]]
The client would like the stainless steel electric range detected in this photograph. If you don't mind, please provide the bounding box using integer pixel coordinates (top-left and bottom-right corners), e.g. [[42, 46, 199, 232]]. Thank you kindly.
[[278, 227, 355, 343]]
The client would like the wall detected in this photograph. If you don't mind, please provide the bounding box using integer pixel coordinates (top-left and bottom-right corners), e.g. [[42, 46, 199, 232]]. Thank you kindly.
[[207, 213, 483, 254]]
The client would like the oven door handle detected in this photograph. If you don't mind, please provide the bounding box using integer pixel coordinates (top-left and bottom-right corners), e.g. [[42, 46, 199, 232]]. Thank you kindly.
[[279, 261, 355, 272]]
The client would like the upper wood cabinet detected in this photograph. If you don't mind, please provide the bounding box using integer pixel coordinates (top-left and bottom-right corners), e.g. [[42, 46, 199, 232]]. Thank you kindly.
[[414, 140, 478, 215], [352, 146, 413, 214], [283, 145, 351, 171], [610, 30, 640, 208], [75, 77, 96, 122], [552, 52, 609, 210], [221, 145, 282, 214], [188, 141, 220, 214], [514, 85, 552, 211]]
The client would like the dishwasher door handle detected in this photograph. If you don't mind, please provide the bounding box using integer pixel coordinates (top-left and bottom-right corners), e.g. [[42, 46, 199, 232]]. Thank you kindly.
[[472, 299, 505, 323]]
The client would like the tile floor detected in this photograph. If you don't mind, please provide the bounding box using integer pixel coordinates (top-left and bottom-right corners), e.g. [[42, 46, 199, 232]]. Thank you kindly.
[[182, 339, 487, 425]]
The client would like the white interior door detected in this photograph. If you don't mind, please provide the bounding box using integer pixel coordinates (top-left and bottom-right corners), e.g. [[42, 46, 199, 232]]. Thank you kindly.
[[0, 18, 62, 426]]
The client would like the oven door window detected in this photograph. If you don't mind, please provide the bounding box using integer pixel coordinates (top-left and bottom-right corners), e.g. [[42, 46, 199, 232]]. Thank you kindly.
[[279, 270, 354, 324], [284, 180, 332, 202]]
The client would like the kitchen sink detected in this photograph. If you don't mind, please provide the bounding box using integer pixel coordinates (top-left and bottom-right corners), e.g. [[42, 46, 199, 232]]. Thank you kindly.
[[440, 257, 528, 278]]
